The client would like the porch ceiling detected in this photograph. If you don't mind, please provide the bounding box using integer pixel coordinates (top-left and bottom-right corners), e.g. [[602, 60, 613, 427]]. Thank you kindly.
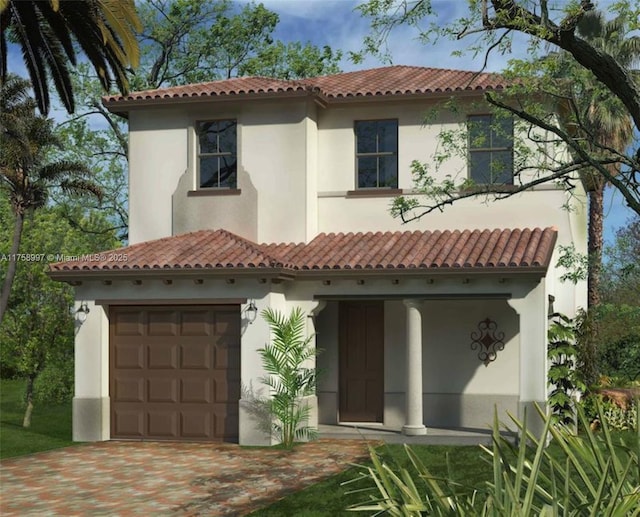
[[48, 227, 557, 283]]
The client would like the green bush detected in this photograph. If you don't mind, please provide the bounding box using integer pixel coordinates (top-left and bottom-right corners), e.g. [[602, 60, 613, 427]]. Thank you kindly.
[[345, 402, 640, 515], [599, 332, 640, 382], [33, 362, 74, 404]]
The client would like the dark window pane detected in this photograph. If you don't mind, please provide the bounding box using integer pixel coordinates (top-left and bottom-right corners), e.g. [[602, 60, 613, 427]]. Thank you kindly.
[[356, 121, 377, 153], [378, 120, 398, 152], [492, 116, 513, 148], [219, 155, 237, 188], [468, 115, 491, 149], [469, 151, 491, 184], [199, 156, 219, 188], [379, 155, 398, 188], [218, 120, 237, 154], [491, 151, 513, 184], [357, 156, 378, 188], [198, 121, 220, 153]]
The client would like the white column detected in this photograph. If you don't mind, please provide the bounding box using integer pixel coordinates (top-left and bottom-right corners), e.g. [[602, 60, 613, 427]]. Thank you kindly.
[[507, 280, 548, 439], [402, 299, 427, 436]]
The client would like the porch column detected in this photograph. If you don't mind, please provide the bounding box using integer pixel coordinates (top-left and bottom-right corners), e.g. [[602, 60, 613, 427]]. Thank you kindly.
[[402, 299, 427, 436], [507, 280, 548, 439]]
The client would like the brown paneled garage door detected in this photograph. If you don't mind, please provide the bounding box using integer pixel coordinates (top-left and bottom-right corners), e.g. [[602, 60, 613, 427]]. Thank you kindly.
[[110, 305, 240, 442]]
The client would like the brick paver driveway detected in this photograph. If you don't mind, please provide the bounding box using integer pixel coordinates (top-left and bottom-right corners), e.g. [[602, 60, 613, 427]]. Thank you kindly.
[[0, 439, 370, 516]]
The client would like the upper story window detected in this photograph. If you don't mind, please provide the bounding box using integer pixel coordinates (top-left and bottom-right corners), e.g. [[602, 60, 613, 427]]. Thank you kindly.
[[355, 119, 398, 189], [197, 120, 237, 189], [468, 114, 513, 185]]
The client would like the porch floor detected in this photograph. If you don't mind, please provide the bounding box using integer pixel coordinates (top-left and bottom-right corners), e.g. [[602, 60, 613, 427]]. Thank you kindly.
[[318, 424, 516, 446]]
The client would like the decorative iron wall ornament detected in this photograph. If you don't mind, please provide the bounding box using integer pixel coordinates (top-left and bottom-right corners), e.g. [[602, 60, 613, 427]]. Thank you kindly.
[[470, 318, 505, 366]]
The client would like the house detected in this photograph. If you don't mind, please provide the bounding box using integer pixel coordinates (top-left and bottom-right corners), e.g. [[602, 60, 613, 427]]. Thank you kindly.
[[49, 66, 587, 445]]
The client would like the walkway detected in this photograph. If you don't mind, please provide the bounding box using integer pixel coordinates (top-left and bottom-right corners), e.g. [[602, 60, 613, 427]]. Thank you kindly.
[[0, 439, 370, 516]]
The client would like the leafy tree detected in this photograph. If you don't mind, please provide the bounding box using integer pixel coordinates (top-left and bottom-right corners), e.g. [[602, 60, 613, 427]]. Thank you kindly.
[[601, 215, 640, 306], [546, 11, 639, 310], [356, 0, 640, 218], [55, 0, 342, 238], [0, 197, 119, 427], [0, 75, 102, 324], [0, 0, 141, 114]]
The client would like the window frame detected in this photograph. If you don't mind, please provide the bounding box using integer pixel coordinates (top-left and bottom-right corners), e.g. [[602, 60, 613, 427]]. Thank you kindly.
[[196, 119, 238, 190], [467, 114, 514, 186], [354, 118, 399, 190]]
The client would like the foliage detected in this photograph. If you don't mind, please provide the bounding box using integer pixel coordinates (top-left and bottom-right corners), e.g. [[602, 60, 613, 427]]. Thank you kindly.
[[0, 196, 118, 421], [356, 0, 640, 218], [55, 0, 342, 238], [0, 0, 141, 114], [597, 306, 640, 382], [601, 215, 640, 306], [555, 244, 588, 284], [0, 379, 73, 459], [346, 402, 640, 515], [548, 313, 585, 426], [0, 74, 102, 324], [575, 308, 600, 388], [258, 307, 320, 448], [581, 394, 639, 432]]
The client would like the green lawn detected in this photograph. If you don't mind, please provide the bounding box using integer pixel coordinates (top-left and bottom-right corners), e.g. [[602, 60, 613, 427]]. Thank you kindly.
[[0, 378, 75, 459], [249, 444, 491, 516]]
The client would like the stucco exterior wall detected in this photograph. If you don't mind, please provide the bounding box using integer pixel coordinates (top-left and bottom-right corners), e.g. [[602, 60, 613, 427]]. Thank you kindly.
[[129, 98, 314, 245]]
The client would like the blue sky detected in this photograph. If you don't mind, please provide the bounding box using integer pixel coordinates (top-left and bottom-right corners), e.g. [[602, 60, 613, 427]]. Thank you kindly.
[[239, 0, 637, 246], [5, 0, 636, 245]]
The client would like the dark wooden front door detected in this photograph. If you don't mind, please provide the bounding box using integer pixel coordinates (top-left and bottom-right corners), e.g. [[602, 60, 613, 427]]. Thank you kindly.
[[339, 301, 384, 422]]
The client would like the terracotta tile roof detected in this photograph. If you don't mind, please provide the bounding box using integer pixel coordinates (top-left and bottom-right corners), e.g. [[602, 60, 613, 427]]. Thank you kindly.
[[103, 66, 508, 106], [49, 227, 557, 277], [304, 66, 507, 99]]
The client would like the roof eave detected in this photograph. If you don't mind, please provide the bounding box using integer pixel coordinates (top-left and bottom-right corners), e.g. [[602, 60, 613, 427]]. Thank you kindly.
[[102, 89, 312, 114]]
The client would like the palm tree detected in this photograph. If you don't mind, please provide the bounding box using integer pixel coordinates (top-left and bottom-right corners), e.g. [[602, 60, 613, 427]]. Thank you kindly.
[[0, 74, 102, 324], [575, 11, 640, 311], [549, 11, 640, 386], [0, 0, 141, 114]]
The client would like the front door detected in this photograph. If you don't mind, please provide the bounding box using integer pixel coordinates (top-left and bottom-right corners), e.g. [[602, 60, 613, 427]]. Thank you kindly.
[[339, 301, 384, 422]]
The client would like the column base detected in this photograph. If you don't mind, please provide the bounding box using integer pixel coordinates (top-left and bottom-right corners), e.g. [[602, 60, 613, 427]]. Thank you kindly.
[[402, 424, 427, 436]]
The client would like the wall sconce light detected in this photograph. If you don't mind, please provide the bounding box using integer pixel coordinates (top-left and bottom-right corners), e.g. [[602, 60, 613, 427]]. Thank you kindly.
[[75, 302, 90, 323], [246, 300, 258, 324]]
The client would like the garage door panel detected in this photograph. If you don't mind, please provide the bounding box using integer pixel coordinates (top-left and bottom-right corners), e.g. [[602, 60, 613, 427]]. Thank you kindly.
[[148, 343, 178, 369], [114, 377, 144, 402], [181, 343, 211, 369], [181, 378, 211, 403], [181, 411, 212, 438], [147, 410, 178, 438], [147, 378, 178, 403], [148, 311, 178, 336], [214, 344, 240, 369], [113, 410, 144, 437], [110, 305, 240, 442], [114, 343, 144, 369], [214, 310, 241, 337], [180, 310, 212, 336], [113, 311, 145, 336]]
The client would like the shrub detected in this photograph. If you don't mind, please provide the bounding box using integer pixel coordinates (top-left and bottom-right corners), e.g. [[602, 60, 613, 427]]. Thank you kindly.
[[345, 401, 640, 515], [258, 307, 320, 448]]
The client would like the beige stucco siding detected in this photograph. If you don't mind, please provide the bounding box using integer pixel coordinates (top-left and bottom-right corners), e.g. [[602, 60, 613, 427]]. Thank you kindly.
[[128, 109, 189, 244]]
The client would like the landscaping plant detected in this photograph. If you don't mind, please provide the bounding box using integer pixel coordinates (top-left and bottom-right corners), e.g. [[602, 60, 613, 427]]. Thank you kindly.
[[547, 313, 585, 427], [345, 401, 640, 515], [258, 307, 320, 448]]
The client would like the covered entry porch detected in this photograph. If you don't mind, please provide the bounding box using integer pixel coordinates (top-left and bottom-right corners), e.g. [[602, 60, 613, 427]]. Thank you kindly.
[[310, 279, 549, 439]]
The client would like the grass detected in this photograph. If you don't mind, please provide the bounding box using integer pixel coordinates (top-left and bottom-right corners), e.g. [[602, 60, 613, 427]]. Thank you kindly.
[[248, 444, 491, 516], [0, 378, 75, 459]]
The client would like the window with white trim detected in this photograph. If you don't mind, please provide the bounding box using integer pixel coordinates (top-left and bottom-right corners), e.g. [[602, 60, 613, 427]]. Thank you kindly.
[[468, 114, 513, 185], [355, 119, 398, 189], [197, 120, 237, 189]]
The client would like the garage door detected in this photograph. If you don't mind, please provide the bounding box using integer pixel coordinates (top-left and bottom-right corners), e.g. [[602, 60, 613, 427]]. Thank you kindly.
[[109, 305, 240, 442]]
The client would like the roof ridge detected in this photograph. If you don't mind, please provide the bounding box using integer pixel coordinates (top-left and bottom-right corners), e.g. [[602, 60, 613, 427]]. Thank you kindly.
[[217, 229, 290, 267]]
